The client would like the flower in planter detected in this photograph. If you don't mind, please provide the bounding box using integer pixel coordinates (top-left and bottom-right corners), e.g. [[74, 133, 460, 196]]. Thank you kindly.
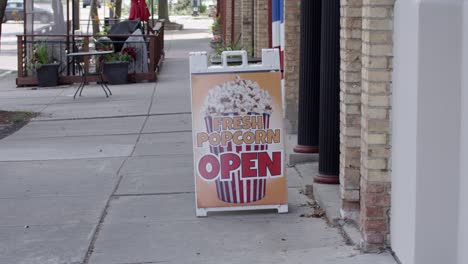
[[121, 47, 137, 62], [102, 47, 137, 63], [212, 35, 222, 43]]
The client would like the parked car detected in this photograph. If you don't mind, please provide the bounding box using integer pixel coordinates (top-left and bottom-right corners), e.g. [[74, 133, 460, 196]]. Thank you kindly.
[[83, 0, 102, 8], [2, 1, 53, 23]]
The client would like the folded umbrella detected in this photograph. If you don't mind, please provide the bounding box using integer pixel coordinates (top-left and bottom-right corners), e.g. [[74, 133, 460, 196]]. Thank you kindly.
[[129, 0, 138, 20], [139, 0, 151, 21]]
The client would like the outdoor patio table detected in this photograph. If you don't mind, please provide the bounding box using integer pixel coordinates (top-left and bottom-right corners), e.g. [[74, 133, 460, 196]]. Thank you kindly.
[[67, 50, 114, 99]]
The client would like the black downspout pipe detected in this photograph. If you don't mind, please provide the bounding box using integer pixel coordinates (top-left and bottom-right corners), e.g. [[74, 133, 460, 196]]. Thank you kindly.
[[314, 0, 340, 184], [294, 0, 322, 154]]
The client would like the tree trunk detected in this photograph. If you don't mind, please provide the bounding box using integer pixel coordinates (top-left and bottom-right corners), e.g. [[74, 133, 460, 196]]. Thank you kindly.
[[91, 0, 100, 35], [115, 0, 122, 18], [0, 0, 8, 50], [51, 0, 66, 34], [158, 0, 169, 21]]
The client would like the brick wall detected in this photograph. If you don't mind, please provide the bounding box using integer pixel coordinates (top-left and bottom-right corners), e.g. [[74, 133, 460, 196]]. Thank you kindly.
[[339, 0, 363, 222], [339, 0, 394, 250], [241, 0, 254, 55], [254, 0, 270, 57], [359, 0, 394, 251], [284, 0, 301, 133]]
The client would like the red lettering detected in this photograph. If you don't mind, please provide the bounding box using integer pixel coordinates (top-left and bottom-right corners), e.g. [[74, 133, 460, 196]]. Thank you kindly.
[[258, 152, 282, 177], [241, 152, 258, 178], [198, 152, 283, 182], [198, 155, 220, 180], [220, 153, 241, 180]]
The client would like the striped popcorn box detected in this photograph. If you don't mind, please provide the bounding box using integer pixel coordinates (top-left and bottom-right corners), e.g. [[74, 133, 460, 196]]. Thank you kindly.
[[204, 113, 270, 204]]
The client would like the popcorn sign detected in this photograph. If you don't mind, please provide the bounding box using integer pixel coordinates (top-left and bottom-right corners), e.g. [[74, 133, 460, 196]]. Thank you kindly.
[[190, 67, 288, 216], [196, 112, 283, 203]]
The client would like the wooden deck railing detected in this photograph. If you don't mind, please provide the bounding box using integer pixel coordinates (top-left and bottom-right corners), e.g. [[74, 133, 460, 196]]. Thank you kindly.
[[16, 21, 165, 87]]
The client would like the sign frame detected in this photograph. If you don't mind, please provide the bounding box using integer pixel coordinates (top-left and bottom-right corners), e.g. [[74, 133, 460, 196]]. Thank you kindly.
[[189, 49, 288, 217]]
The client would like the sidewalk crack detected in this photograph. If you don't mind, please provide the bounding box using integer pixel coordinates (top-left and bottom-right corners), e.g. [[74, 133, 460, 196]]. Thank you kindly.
[[82, 79, 159, 264], [112, 191, 194, 197]]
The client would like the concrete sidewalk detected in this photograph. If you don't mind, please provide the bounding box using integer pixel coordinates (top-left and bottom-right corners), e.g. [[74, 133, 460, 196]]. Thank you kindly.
[[0, 21, 396, 264]]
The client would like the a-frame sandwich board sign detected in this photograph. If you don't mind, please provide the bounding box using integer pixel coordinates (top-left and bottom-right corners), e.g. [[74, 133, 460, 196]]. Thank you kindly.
[[190, 49, 288, 217]]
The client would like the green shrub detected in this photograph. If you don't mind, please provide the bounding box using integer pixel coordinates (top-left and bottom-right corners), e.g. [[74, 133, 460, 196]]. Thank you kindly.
[[199, 5, 207, 14], [214, 34, 246, 55], [210, 16, 221, 33], [102, 47, 136, 63], [33, 43, 49, 66]]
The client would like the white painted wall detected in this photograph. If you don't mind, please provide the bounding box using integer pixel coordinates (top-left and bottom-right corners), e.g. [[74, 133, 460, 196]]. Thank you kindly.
[[391, 1, 419, 262], [392, 0, 467, 263], [458, 2, 468, 263]]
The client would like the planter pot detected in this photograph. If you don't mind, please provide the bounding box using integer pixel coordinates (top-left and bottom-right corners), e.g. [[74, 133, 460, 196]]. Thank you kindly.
[[103, 62, 129, 85], [36, 63, 59, 87]]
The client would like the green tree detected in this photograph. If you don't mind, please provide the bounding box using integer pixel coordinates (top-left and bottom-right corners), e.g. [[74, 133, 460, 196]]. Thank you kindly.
[[159, 0, 169, 21], [115, 0, 122, 18], [90, 0, 100, 35]]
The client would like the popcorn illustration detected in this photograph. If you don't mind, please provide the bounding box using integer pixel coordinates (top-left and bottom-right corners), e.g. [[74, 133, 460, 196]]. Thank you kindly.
[[202, 76, 273, 117], [202, 76, 274, 203]]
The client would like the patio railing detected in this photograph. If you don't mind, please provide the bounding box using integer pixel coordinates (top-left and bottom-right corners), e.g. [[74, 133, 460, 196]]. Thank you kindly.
[[16, 21, 164, 87]]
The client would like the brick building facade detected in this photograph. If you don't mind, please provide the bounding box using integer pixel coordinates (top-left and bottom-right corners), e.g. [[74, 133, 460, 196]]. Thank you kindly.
[[216, 0, 395, 252], [218, 0, 271, 57], [340, 0, 394, 250], [339, 0, 363, 221], [359, 0, 394, 249], [253, 0, 270, 57], [283, 0, 300, 133]]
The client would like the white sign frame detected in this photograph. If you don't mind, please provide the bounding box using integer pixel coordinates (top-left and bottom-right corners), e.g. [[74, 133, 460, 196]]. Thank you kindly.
[[189, 49, 288, 217]]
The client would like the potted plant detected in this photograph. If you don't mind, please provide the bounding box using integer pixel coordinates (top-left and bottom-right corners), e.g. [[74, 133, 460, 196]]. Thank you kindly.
[[102, 47, 136, 85], [210, 16, 221, 35], [210, 34, 222, 49], [33, 43, 59, 87], [210, 34, 252, 66]]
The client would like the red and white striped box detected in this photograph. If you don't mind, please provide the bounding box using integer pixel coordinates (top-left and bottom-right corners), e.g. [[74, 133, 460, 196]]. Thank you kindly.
[[204, 113, 270, 203]]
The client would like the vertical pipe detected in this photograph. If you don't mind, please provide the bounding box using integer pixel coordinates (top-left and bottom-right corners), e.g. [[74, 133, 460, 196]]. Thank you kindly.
[[83, 36, 90, 75], [24, 0, 29, 69], [314, 0, 340, 184], [17, 36, 23, 78], [294, 0, 321, 153], [23, 0, 27, 36], [149, 35, 156, 81], [67, 0, 70, 75], [152, 0, 155, 27]]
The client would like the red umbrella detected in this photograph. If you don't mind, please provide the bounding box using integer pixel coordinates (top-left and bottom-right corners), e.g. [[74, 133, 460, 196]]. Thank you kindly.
[[129, 0, 139, 20], [129, 0, 151, 21]]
